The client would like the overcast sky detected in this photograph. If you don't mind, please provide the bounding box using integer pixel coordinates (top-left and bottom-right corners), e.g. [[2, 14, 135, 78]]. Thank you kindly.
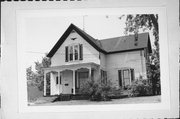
[[25, 15, 154, 69]]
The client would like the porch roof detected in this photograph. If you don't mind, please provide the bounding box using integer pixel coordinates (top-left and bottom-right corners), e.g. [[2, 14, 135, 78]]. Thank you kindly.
[[43, 62, 99, 72]]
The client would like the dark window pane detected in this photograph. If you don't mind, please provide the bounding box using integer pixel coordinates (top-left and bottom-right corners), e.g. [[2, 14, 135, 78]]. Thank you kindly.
[[118, 70, 122, 86], [56, 76, 58, 84], [74, 45, 78, 60], [79, 44, 83, 60], [65, 46, 68, 62], [69, 46, 73, 61]]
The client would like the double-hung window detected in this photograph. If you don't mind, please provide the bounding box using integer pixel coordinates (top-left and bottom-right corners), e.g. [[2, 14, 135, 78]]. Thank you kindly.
[[118, 68, 135, 88], [69, 46, 73, 61], [65, 44, 83, 62], [74, 45, 79, 60], [101, 70, 107, 84]]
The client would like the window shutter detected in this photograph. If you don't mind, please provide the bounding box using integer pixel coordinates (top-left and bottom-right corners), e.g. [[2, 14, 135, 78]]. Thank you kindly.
[[65, 46, 68, 62], [130, 69, 134, 81], [79, 44, 83, 60], [118, 70, 122, 86], [56, 77, 58, 84], [60, 75, 61, 84]]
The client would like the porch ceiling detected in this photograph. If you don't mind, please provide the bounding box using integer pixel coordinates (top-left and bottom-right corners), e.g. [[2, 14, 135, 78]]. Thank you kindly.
[[43, 62, 99, 73]]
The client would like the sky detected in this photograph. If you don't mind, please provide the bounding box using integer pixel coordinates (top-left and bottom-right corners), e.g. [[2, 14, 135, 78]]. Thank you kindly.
[[25, 15, 154, 69]]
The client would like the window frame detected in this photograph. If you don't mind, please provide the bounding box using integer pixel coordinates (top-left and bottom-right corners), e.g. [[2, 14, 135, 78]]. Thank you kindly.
[[101, 69, 107, 84], [65, 43, 83, 62], [118, 68, 135, 88]]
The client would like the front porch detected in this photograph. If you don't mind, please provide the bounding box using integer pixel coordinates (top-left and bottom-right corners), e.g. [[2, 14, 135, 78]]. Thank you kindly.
[[43, 62, 100, 96]]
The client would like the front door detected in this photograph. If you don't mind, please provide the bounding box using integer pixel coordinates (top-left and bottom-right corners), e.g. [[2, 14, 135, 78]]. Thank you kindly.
[[62, 70, 73, 94]]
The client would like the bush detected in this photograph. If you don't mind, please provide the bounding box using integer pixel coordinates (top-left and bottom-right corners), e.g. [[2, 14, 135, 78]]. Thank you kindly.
[[107, 88, 127, 99], [127, 79, 153, 97], [79, 78, 114, 101]]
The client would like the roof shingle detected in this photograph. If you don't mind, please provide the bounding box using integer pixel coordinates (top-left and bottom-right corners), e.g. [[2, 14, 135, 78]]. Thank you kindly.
[[47, 24, 152, 57], [100, 32, 151, 53]]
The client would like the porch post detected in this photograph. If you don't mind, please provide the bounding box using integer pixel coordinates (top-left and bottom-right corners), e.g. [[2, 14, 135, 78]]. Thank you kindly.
[[44, 71, 46, 96], [57, 71, 60, 95], [73, 70, 76, 95], [89, 67, 92, 80], [129, 69, 131, 85], [59, 71, 62, 95]]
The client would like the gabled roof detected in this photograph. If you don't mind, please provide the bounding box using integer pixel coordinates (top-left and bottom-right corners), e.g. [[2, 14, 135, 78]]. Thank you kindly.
[[100, 32, 152, 54], [47, 24, 152, 57], [47, 24, 106, 57]]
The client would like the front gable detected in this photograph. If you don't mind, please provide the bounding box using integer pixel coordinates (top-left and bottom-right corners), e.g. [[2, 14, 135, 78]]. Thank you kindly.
[[47, 24, 106, 58], [50, 28, 101, 66]]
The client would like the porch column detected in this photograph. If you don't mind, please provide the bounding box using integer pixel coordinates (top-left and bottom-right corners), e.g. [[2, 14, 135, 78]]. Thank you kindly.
[[73, 70, 76, 95], [89, 67, 92, 80], [44, 71, 46, 96], [129, 69, 131, 85], [57, 71, 60, 95], [59, 71, 62, 95]]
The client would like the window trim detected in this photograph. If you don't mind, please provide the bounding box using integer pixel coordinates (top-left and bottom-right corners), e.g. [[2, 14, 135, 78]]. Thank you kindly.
[[101, 69, 107, 84], [65, 43, 83, 62], [118, 68, 135, 88]]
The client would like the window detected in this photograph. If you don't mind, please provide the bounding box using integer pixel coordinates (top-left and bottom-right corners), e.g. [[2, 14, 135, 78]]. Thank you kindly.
[[59, 75, 61, 84], [101, 70, 107, 84], [65, 44, 83, 62], [56, 76, 58, 85], [123, 70, 130, 86], [79, 44, 83, 60], [118, 68, 135, 88], [74, 45, 78, 60], [75, 71, 79, 89], [75, 72, 88, 89], [69, 46, 73, 61]]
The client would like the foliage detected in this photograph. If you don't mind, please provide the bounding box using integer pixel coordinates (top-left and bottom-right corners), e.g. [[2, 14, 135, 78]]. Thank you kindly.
[[127, 79, 153, 97], [34, 56, 51, 91], [79, 78, 114, 101], [26, 56, 51, 92], [122, 14, 161, 95]]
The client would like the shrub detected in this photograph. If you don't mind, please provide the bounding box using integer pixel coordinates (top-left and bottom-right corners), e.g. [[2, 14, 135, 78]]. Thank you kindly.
[[79, 78, 114, 101], [127, 79, 153, 97], [107, 88, 126, 99]]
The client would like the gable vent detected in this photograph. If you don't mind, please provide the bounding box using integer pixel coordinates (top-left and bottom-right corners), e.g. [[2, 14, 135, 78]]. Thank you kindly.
[[71, 30, 76, 33]]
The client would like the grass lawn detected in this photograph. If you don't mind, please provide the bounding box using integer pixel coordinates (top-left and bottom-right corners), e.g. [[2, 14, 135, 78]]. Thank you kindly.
[[29, 95, 161, 106]]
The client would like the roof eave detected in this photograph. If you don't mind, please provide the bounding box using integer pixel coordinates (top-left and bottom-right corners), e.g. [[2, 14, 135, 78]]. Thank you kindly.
[[106, 48, 145, 54], [47, 24, 107, 57]]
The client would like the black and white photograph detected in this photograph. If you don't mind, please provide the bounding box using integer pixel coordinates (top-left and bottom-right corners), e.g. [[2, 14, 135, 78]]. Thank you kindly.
[[1, 0, 179, 118], [25, 14, 161, 106]]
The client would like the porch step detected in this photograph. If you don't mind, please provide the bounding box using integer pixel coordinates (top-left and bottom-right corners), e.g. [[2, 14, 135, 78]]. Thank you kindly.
[[52, 94, 72, 102], [71, 94, 89, 100]]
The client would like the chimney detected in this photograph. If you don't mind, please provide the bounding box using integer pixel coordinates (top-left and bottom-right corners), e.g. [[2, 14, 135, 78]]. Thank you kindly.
[[134, 32, 138, 46]]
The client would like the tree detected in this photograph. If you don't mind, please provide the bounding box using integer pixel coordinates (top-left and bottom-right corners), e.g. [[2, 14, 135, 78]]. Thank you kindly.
[[26, 66, 36, 86], [26, 56, 51, 94], [122, 14, 160, 95], [34, 56, 51, 91]]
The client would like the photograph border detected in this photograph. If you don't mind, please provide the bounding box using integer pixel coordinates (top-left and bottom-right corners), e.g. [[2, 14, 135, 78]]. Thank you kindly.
[[16, 7, 170, 113]]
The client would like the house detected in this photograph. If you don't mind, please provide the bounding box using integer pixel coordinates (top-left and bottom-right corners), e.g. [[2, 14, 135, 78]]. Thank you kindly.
[[43, 24, 152, 96]]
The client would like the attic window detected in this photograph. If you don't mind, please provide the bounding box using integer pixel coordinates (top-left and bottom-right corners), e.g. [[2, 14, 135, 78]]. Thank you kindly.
[[71, 37, 77, 40], [71, 30, 76, 33]]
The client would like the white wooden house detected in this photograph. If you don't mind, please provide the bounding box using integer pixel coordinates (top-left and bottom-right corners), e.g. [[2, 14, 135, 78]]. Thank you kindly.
[[43, 24, 152, 96]]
